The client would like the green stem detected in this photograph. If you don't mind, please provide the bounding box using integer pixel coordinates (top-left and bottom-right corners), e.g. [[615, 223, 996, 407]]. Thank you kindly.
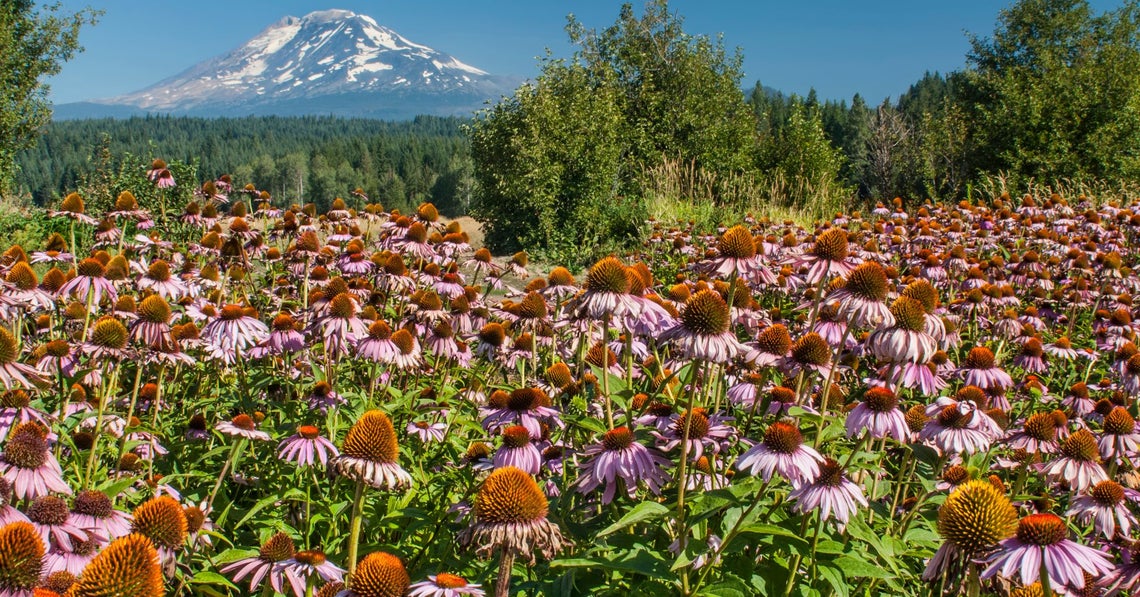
[[207, 439, 244, 510], [1040, 549, 1053, 597], [345, 480, 366, 584]]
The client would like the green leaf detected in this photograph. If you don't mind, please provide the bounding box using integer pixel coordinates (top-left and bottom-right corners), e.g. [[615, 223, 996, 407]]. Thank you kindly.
[[832, 555, 894, 579], [816, 564, 849, 597], [190, 571, 236, 588], [597, 501, 668, 537]]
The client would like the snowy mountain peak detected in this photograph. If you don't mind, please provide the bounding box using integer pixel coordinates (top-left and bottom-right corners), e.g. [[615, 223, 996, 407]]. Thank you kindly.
[[87, 8, 510, 118]]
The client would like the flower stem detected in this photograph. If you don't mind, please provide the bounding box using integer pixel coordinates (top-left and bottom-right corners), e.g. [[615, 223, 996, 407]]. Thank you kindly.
[[345, 480, 366, 584], [495, 548, 515, 597], [207, 439, 243, 510], [1040, 550, 1053, 597]]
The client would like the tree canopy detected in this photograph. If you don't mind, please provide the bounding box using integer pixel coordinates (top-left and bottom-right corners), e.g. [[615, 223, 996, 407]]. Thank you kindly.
[[469, 0, 763, 258], [0, 1, 98, 192]]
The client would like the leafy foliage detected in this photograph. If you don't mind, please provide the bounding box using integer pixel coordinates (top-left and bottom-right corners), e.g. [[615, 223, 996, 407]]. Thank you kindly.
[[0, 0, 98, 192]]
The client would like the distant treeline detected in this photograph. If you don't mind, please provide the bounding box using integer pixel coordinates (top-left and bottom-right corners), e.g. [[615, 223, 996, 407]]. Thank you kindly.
[[15, 114, 474, 215]]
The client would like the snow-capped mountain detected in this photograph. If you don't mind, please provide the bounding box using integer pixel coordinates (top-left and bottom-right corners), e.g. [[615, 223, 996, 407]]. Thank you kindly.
[[56, 9, 518, 119]]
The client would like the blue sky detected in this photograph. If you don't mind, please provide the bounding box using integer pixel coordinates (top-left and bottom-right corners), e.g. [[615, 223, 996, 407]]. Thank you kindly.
[[45, 1, 1126, 105]]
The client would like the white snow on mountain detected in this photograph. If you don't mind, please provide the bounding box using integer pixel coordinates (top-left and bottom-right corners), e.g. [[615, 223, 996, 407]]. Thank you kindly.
[[102, 9, 500, 113]]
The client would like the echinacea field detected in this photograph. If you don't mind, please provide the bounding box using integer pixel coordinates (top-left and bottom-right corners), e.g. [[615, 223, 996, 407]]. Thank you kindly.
[[0, 164, 1139, 597]]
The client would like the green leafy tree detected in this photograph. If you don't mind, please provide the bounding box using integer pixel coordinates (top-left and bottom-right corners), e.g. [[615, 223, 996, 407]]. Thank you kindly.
[[469, 0, 760, 257], [0, 1, 98, 192], [960, 0, 1140, 184]]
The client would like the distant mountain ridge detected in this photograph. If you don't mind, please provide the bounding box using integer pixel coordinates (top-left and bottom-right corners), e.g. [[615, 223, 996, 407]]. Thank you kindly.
[[54, 9, 520, 120]]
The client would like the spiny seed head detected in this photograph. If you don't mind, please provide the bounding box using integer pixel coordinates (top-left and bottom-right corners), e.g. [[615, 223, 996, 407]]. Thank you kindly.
[[815, 458, 845, 487], [131, 496, 188, 550], [5, 263, 36, 291], [964, 347, 996, 370], [937, 480, 1017, 553], [475, 466, 548, 524], [548, 267, 575, 287], [40, 570, 76, 594], [478, 323, 505, 347], [717, 225, 756, 259], [586, 257, 631, 294], [74, 491, 114, 519], [0, 391, 26, 409], [516, 292, 547, 319], [675, 408, 710, 439], [763, 422, 803, 454], [391, 329, 416, 355], [902, 279, 940, 313], [433, 573, 469, 589], [1104, 407, 1135, 435], [942, 465, 969, 486], [756, 324, 792, 355], [545, 362, 573, 389], [844, 262, 888, 301], [259, 532, 296, 562], [350, 552, 410, 597], [0, 328, 17, 366], [507, 388, 548, 412], [69, 533, 163, 597], [0, 522, 43, 590], [602, 427, 635, 451], [76, 258, 105, 279], [791, 332, 830, 366], [812, 228, 849, 262], [905, 404, 930, 433], [328, 293, 357, 319], [889, 296, 927, 332], [1091, 480, 1125, 506], [680, 290, 730, 336], [1016, 513, 1067, 546], [1023, 413, 1058, 442], [342, 410, 399, 463], [861, 387, 898, 412], [91, 318, 128, 350], [60, 193, 85, 214], [501, 426, 531, 449], [137, 295, 172, 324], [4, 424, 48, 469], [1061, 429, 1100, 462], [27, 496, 69, 526]]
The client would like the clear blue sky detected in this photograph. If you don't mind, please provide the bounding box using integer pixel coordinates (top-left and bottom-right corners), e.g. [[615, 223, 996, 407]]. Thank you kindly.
[[44, 0, 1127, 105]]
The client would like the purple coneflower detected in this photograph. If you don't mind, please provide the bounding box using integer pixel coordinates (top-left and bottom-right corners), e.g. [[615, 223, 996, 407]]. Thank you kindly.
[[958, 346, 1014, 390], [70, 489, 131, 541], [278, 425, 339, 468], [457, 466, 565, 564], [221, 531, 295, 593], [408, 572, 485, 597], [492, 425, 542, 475], [0, 422, 70, 499], [1005, 412, 1061, 455], [658, 289, 743, 364], [576, 426, 670, 504], [59, 257, 117, 305], [653, 408, 734, 461], [250, 313, 305, 358], [329, 410, 412, 491], [867, 296, 937, 364], [1100, 406, 1140, 459], [922, 479, 1018, 583], [1038, 429, 1109, 492], [201, 304, 269, 353], [406, 420, 446, 443], [480, 388, 560, 438], [845, 387, 909, 441], [792, 228, 855, 284], [572, 256, 641, 321], [273, 549, 345, 597], [1067, 479, 1139, 540], [0, 328, 47, 390], [787, 458, 867, 527], [981, 512, 1113, 589], [216, 414, 271, 442], [828, 261, 892, 328], [736, 421, 823, 486], [919, 399, 996, 455], [26, 495, 90, 551]]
